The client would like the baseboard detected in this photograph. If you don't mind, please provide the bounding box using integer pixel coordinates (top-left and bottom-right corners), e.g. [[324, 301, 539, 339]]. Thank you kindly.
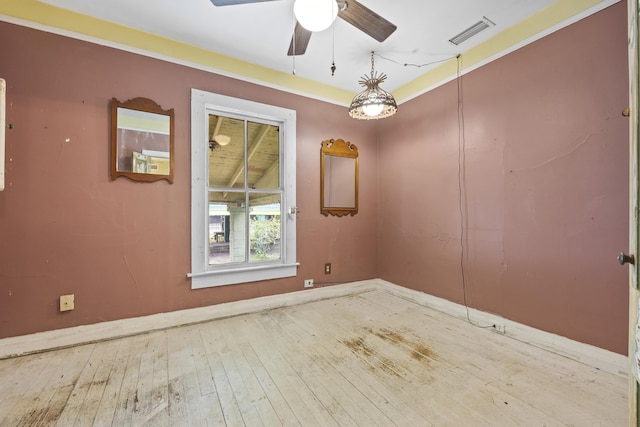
[[0, 279, 379, 359], [374, 279, 628, 378], [0, 277, 628, 379]]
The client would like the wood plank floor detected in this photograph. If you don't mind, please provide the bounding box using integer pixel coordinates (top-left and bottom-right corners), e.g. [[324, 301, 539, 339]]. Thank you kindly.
[[0, 289, 627, 426]]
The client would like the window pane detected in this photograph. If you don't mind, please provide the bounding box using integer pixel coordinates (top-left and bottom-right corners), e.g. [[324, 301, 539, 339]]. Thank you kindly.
[[249, 193, 281, 262], [248, 121, 280, 190], [208, 114, 245, 188], [208, 191, 246, 265]]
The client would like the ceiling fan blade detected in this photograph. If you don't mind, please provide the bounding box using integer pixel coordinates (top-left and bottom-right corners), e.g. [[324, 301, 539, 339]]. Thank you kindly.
[[287, 22, 312, 56], [209, 0, 279, 6], [338, 0, 397, 42]]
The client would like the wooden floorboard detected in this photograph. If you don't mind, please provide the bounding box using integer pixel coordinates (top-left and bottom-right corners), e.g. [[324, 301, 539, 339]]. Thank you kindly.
[[0, 289, 627, 426], [362, 290, 626, 424]]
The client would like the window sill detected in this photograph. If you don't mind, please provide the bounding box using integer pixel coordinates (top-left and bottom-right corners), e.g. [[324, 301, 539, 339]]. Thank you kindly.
[[188, 262, 299, 289]]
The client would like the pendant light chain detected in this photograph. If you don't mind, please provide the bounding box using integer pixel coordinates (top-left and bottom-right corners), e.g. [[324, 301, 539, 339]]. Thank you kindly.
[[370, 51, 375, 75]]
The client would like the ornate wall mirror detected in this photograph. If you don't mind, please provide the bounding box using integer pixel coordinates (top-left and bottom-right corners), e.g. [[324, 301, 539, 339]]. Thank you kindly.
[[111, 97, 174, 183], [321, 139, 358, 217]]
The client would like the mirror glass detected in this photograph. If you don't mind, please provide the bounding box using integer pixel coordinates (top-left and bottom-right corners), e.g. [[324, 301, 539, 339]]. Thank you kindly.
[[111, 97, 174, 183], [324, 155, 356, 207], [321, 139, 358, 216]]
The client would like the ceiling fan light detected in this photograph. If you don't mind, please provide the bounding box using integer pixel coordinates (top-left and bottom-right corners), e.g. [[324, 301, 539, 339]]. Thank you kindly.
[[293, 0, 339, 32]]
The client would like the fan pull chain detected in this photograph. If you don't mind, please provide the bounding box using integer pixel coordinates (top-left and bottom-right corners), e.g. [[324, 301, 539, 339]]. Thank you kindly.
[[291, 16, 296, 75], [330, 15, 336, 76]]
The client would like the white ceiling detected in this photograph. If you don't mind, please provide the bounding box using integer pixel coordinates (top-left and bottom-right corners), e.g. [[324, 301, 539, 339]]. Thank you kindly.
[[33, 0, 602, 97]]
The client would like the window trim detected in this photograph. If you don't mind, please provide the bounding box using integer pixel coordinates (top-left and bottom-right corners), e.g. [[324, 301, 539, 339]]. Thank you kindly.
[[189, 89, 297, 289]]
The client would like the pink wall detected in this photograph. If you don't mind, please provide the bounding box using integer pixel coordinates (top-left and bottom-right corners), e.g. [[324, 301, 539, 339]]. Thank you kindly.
[[377, 3, 629, 354], [0, 22, 379, 338]]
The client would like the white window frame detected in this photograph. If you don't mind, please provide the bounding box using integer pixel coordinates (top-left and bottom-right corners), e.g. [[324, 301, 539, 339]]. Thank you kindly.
[[188, 89, 297, 289]]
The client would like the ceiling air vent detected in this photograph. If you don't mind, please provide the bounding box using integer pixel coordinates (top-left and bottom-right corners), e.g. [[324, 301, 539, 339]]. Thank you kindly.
[[449, 16, 495, 46]]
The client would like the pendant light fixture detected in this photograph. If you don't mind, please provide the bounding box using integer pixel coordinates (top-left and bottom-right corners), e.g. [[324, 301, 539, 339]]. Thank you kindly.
[[348, 51, 397, 120], [293, 0, 339, 32]]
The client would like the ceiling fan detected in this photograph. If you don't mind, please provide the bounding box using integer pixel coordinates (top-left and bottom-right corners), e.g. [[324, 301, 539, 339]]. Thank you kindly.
[[209, 0, 397, 56]]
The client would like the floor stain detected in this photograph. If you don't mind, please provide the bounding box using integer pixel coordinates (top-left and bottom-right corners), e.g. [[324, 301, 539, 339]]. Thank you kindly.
[[411, 344, 436, 362], [343, 337, 374, 357], [342, 336, 402, 377], [340, 326, 437, 380], [365, 326, 437, 365]]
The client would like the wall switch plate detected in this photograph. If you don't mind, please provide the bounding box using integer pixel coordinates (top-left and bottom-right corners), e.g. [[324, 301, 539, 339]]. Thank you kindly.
[[60, 294, 74, 312], [324, 263, 331, 274], [304, 279, 314, 288]]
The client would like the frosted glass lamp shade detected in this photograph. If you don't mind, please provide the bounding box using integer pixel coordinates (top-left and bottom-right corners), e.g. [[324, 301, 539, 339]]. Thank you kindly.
[[293, 0, 339, 32], [362, 103, 384, 117]]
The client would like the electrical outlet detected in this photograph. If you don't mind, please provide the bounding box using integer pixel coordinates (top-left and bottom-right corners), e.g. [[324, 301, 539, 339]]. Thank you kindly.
[[492, 323, 506, 334], [324, 263, 331, 274], [60, 294, 75, 312], [304, 279, 314, 288]]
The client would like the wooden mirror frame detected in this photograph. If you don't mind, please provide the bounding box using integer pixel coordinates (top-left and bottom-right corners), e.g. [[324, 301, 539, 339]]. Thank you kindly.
[[111, 97, 175, 183], [320, 138, 358, 217]]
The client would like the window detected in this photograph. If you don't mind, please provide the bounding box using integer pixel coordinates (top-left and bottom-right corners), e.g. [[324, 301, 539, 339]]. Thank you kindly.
[[189, 89, 297, 288]]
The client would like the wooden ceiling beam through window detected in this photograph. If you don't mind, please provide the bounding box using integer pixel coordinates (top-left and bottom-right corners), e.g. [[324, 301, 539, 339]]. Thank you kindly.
[[223, 123, 271, 197]]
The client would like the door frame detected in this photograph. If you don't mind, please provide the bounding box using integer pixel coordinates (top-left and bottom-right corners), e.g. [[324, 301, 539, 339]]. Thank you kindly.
[[628, 0, 640, 424]]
